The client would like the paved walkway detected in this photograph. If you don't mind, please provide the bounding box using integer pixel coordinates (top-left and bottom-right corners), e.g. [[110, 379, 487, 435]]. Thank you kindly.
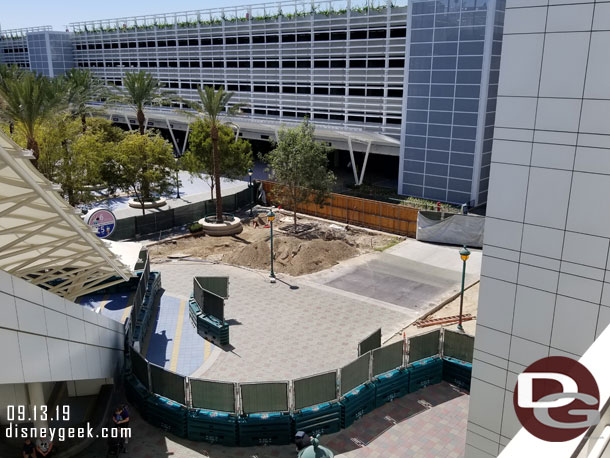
[[300, 238, 481, 341], [86, 172, 248, 218], [141, 291, 218, 376], [79, 292, 133, 324], [80, 382, 467, 458], [154, 261, 411, 382]]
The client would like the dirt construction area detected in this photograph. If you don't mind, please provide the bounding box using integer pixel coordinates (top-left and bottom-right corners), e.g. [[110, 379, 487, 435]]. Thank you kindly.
[[149, 211, 402, 276]]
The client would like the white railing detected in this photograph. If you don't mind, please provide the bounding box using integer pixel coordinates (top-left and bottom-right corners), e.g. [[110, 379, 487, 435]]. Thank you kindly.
[[68, 0, 408, 33], [0, 25, 52, 39]]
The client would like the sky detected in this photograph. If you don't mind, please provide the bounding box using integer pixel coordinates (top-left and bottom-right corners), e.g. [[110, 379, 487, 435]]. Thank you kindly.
[[1, 0, 267, 32]]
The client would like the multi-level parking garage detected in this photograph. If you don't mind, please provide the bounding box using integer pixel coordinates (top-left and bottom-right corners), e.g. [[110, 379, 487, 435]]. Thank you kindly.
[[0, 26, 52, 70], [69, 0, 408, 140], [1, 0, 506, 206]]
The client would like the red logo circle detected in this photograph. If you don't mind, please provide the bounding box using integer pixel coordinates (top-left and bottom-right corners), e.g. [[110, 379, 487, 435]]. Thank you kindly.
[[513, 356, 599, 442]]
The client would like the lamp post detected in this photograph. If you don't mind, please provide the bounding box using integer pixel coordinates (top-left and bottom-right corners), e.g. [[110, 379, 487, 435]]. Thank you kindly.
[[248, 168, 254, 217], [267, 209, 276, 282], [457, 245, 471, 332]]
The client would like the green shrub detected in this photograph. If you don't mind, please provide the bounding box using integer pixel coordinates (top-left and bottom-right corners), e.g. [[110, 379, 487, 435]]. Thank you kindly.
[[189, 222, 204, 233]]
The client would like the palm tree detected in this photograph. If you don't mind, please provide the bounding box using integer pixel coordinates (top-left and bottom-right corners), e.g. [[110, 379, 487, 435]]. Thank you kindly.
[[109, 70, 170, 135], [64, 68, 106, 132], [188, 86, 241, 223], [0, 64, 24, 135], [0, 70, 65, 165]]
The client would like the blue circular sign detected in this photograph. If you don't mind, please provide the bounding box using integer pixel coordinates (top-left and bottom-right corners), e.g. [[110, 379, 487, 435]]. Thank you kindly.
[[84, 208, 116, 238]]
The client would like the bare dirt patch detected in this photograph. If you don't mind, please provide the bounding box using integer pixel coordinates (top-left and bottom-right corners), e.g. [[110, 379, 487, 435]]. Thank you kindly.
[[149, 213, 401, 276]]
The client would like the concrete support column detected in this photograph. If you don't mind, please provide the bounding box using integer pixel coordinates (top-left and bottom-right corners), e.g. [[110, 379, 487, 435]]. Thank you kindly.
[[27, 382, 48, 430]]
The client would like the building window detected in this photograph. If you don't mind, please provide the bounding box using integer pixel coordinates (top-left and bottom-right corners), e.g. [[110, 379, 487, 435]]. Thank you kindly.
[[350, 30, 367, 40], [369, 29, 386, 39], [390, 28, 407, 38]]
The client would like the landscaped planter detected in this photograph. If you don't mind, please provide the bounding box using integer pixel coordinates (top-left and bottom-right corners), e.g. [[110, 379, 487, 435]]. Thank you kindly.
[[198, 215, 243, 236], [128, 198, 167, 209]]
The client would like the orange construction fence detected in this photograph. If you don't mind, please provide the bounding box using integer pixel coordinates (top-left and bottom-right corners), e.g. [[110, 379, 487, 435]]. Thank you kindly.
[[261, 180, 418, 237]]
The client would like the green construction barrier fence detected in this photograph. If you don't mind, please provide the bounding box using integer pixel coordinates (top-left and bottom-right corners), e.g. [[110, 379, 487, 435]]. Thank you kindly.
[[408, 329, 441, 363], [190, 379, 235, 412], [150, 364, 186, 405], [240, 382, 289, 414], [371, 340, 404, 376], [108, 187, 252, 240], [358, 328, 381, 357], [293, 371, 338, 410], [195, 276, 229, 299], [443, 329, 474, 363], [130, 346, 149, 390], [340, 352, 370, 395]]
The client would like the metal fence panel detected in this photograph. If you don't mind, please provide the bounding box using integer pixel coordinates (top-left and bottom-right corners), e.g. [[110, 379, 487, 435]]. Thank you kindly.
[[109, 216, 135, 241], [240, 382, 289, 414], [190, 379, 235, 412], [358, 328, 381, 357], [196, 276, 229, 299], [293, 371, 337, 410], [150, 364, 186, 405], [340, 352, 371, 395], [130, 346, 149, 390], [408, 329, 441, 364], [443, 329, 474, 363], [371, 340, 404, 376]]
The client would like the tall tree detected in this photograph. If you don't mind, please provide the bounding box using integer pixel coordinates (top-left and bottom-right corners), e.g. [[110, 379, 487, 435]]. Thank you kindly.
[[115, 132, 176, 215], [64, 68, 106, 132], [0, 70, 65, 165], [187, 86, 241, 222], [108, 70, 171, 135], [181, 119, 253, 201], [25, 117, 123, 206], [0, 64, 24, 135], [265, 119, 336, 231]]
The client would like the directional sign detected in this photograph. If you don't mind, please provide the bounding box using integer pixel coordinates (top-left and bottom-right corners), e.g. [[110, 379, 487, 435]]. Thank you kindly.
[[84, 208, 116, 239]]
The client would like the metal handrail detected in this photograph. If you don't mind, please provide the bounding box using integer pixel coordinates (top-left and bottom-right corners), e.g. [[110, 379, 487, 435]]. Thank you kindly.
[[69, 0, 408, 32]]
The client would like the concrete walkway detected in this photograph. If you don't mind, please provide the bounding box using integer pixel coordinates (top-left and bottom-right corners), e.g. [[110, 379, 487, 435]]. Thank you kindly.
[[153, 261, 411, 382], [87, 172, 249, 219], [300, 238, 481, 341]]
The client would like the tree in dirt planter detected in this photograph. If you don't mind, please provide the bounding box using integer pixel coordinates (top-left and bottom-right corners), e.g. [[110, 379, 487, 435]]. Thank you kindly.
[[265, 119, 336, 232], [115, 132, 176, 215], [185, 86, 242, 223], [180, 119, 253, 202]]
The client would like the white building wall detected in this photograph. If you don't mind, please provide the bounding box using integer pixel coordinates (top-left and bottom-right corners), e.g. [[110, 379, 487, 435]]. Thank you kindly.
[[0, 269, 125, 389], [466, 2, 610, 456]]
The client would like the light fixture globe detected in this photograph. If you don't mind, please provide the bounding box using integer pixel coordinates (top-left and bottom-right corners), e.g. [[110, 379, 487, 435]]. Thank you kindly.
[[267, 209, 275, 223], [460, 245, 470, 262], [298, 435, 334, 458]]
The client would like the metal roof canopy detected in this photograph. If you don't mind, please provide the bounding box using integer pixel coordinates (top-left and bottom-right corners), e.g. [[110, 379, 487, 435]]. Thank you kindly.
[[101, 106, 401, 151], [0, 132, 133, 301], [102, 105, 400, 184]]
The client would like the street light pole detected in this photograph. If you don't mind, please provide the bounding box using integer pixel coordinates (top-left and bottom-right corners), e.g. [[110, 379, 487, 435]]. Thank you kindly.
[[248, 168, 253, 217], [457, 245, 470, 332], [267, 209, 276, 283]]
